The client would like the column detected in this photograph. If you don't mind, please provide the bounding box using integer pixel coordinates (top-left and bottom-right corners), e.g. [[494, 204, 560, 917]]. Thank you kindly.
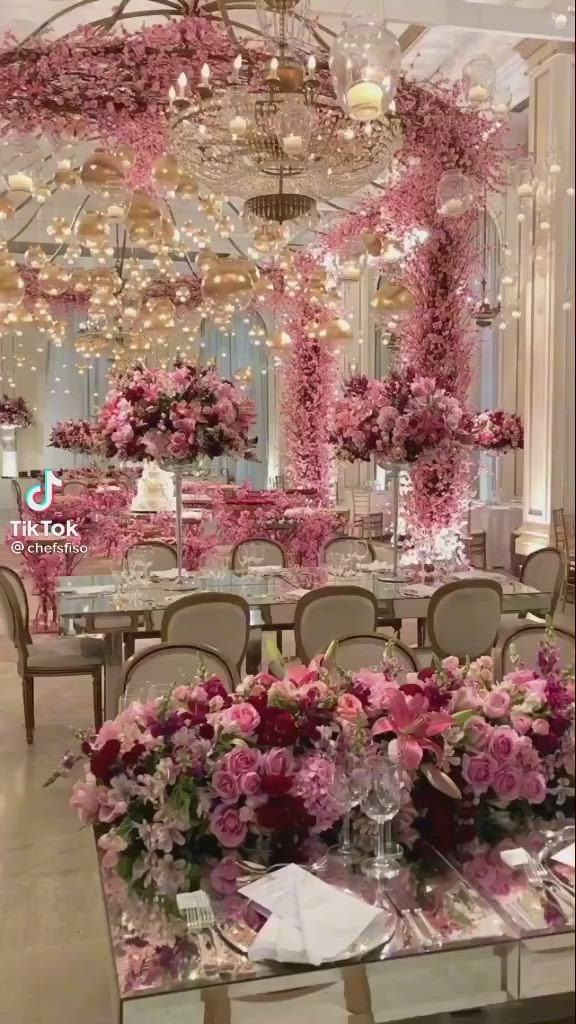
[[517, 45, 575, 555]]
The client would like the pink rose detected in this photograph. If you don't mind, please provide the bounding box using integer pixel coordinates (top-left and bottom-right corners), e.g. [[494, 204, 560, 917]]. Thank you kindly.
[[532, 718, 550, 735], [489, 726, 518, 763], [506, 668, 538, 687], [442, 656, 460, 673], [483, 689, 511, 719], [224, 747, 261, 776], [262, 747, 295, 777], [212, 770, 240, 803], [298, 681, 329, 701], [210, 805, 247, 848], [336, 693, 365, 723], [268, 680, 298, 703], [521, 772, 547, 804], [510, 712, 532, 735], [492, 765, 521, 802], [71, 781, 100, 824], [462, 753, 496, 793], [516, 736, 541, 772], [451, 686, 482, 713], [239, 771, 262, 796], [222, 702, 260, 737], [465, 716, 493, 751]]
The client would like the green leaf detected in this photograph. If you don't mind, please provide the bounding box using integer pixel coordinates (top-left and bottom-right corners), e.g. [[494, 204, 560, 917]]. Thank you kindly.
[[264, 636, 284, 672], [453, 710, 478, 728]]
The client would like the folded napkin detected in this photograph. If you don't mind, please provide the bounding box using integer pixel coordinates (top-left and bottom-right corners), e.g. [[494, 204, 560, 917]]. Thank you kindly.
[[552, 843, 575, 868], [150, 568, 189, 581], [363, 560, 394, 572], [57, 584, 117, 597], [249, 566, 282, 575], [240, 864, 382, 965], [284, 588, 310, 600]]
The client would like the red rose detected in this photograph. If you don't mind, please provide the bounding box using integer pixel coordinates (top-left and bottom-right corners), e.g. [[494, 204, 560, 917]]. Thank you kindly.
[[400, 683, 424, 697], [257, 708, 299, 747], [256, 796, 314, 833], [90, 739, 121, 783], [260, 772, 293, 796]]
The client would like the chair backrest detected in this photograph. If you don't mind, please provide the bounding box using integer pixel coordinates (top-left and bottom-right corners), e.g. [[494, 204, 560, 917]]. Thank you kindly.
[[552, 508, 566, 549], [565, 513, 575, 549], [501, 625, 575, 676], [321, 536, 376, 568], [295, 585, 378, 663], [520, 546, 565, 614], [427, 580, 503, 660], [332, 632, 418, 678], [0, 565, 30, 642], [0, 569, 29, 672], [122, 642, 238, 706], [231, 538, 286, 570], [351, 488, 371, 516], [161, 593, 250, 670], [11, 479, 23, 515], [123, 541, 177, 572], [63, 480, 88, 495]]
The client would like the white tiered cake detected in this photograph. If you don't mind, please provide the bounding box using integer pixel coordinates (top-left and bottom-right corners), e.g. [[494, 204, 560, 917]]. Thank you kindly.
[[131, 462, 176, 513]]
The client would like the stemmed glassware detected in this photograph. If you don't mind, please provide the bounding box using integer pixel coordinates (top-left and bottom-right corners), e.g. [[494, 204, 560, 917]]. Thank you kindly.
[[359, 751, 402, 881], [332, 750, 367, 866]]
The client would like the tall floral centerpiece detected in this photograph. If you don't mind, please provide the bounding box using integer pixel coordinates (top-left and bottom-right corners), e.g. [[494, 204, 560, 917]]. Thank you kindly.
[[331, 369, 467, 575], [0, 394, 34, 477], [49, 418, 97, 455], [473, 409, 524, 505], [96, 361, 256, 582]]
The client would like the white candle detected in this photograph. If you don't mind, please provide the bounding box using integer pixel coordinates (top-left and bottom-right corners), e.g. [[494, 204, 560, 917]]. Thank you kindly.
[[492, 102, 509, 114], [548, 162, 562, 175], [177, 72, 187, 96], [7, 171, 34, 191], [229, 115, 248, 137], [346, 81, 383, 122], [282, 133, 304, 156], [441, 197, 465, 217], [540, 220, 551, 232], [562, 300, 573, 311], [468, 84, 490, 103], [501, 273, 515, 287], [106, 204, 124, 220], [516, 183, 534, 197]]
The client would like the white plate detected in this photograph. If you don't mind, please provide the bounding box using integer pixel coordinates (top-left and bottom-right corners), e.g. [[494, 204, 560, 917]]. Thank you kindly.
[[56, 584, 117, 597]]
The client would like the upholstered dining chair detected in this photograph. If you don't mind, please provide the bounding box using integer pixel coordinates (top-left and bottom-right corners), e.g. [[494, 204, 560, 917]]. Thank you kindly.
[[294, 585, 378, 664], [330, 632, 418, 677], [321, 536, 376, 568], [63, 479, 89, 495], [463, 504, 487, 570], [424, 579, 503, 661], [500, 624, 575, 676], [552, 509, 575, 608], [121, 541, 178, 659], [161, 593, 250, 676], [518, 547, 565, 618], [11, 478, 23, 517], [231, 538, 286, 570], [121, 642, 238, 706], [0, 565, 105, 743]]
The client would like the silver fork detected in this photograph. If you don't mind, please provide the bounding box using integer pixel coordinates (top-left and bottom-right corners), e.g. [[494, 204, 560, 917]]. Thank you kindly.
[[180, 892, 236, 976], [385, 889, 442, 950]]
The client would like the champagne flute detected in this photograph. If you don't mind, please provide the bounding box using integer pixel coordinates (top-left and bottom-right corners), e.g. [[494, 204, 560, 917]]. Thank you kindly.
[[360, 754, 402, 881]]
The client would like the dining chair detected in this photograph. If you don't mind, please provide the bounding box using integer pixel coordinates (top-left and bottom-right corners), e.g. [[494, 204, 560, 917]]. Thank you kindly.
[[121, 541, 178, 659], [231, 538, 286, 570], [121, 642, 238, 706], [161, 593, 250, 675], [500, 624, 575, 676], [321, 536, 376, 568], [463, 504, 487, 570], [0, 565, 105, 743], [424, 579, 503, 661], [519, 547, 565, 618], [63, 479, 89, 496], [331, 632, 418, 677], [294, 585, 378, 663], [350, 487, 383, 540], [11, 478, 23, 517], [553, 509, 575, 607]]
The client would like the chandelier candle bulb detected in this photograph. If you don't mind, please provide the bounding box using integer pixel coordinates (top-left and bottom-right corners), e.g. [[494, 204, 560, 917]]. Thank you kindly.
[[441, 198, 465, 217], [7, 172, 34, 192], [517, 183, 534, 198], [282, 133, 304, 156], [468, 84, 490, 103], [177, 72, 187, 96], [229, 116, 248, 136], [346, 81, 383, 122]]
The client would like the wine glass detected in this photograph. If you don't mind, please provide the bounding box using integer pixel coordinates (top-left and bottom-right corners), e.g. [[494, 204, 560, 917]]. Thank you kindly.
[[360, 754, 402, 881], [331, 751, 367, 867]]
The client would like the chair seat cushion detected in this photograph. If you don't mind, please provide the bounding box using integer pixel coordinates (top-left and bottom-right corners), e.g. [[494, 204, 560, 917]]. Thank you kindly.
[[26, 636, 105, 672]]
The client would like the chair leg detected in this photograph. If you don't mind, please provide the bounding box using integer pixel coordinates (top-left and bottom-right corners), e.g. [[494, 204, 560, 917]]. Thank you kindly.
[[124, 633, 136, 662], [417, 618, 427, 647], [275, 630, 283, 653], [92, 670, 103, 729], [22, 675, 34, 744]]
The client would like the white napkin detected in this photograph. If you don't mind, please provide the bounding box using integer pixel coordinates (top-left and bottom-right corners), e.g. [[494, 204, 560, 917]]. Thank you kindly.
[[56, 584, 117, 597], [363, 560, 393, 572], [249, 566, 282, 575], [552, 843, 575, 868], [150, 568, 189, 581], [240, 864, 382, 965], [284, 588, 310, 599]]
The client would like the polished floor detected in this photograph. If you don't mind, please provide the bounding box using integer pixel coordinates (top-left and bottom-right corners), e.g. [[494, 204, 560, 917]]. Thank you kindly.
[[0, 542, 573, 1024]]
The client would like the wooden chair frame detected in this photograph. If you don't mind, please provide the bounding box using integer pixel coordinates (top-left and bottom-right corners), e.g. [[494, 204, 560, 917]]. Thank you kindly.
[[294, 585, 378, 664], [427, 579, 503, 660]]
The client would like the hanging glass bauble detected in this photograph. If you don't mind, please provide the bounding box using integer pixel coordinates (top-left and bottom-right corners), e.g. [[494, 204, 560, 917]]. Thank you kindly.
[[462, 55, 496, 105], [329, 17, 401, 122], [436, 170, 475, 218]]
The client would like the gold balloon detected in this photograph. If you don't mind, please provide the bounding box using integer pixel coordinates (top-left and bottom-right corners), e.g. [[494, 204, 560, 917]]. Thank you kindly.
[[38, 264, 71, 297], [152, 154, 181, 194], [315, 317, 355, 350], [69, 268, 93, 295], [0, 265, 25, 312], [234, 366, 253, 383], [266, 329, 292, 351], [46, 217, 72, 243], [176, 173, 199, 199], [80, 150, 126, 193], [75, 212, 110, 248], [142, 297, 175, 330], [54, 167, 79, 190], [25, 244, 49, 269], [251, 277, 275, 302], [89, 293, 122, 316], [201, 259, 257, 311], [126, 191, 162, 223], [362, 232, 382, 256], [0, 197, 15, 220], [89, 268, 119, 295], [371, 281, 415, 322], [195, 251, 220, 277]]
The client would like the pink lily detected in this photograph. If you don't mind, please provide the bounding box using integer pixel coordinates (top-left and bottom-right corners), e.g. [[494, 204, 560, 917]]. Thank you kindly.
[[372, 691, 454, 771]]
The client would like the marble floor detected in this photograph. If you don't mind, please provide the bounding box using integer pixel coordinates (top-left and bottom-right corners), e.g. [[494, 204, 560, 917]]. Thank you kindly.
[[0, 538, 574, 1024]]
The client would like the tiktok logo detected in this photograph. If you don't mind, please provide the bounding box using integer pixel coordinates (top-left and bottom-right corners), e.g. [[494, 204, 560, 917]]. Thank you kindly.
[[25, 470, 63, 512]]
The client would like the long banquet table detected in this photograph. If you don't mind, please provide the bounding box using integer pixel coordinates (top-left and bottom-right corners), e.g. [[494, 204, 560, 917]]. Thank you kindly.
[[56, 567, 552, 719], [97, 840, 575, 1024]]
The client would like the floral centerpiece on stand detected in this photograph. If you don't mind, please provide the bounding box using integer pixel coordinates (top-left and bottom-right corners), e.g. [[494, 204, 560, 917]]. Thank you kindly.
[[330, 369, 467, 465], [49, 418, 97, 454], [96, 360, 257, 464], [472, 409, 524, 453], [0, 393, 34, 428]]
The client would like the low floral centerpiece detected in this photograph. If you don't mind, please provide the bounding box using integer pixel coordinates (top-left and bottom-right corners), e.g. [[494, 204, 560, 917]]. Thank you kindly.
[[472, 409, 524, 453], [49, 630, 573, 898], [330, 369, 467, 465], [49, 418, 97, 454], [0, 393, 34, 428], [96, 360, 257, 464]]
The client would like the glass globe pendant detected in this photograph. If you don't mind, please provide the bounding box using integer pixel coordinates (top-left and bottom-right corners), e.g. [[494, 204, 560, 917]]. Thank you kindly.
[[329, 17, 401, 123]]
